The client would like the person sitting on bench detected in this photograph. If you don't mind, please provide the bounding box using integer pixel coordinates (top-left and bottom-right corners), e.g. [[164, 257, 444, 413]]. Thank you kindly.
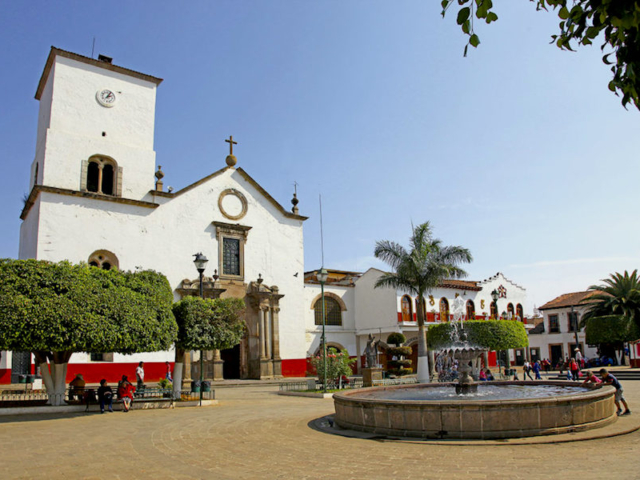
[[97, 379, 114, 413], [68, 374, 85, 401]]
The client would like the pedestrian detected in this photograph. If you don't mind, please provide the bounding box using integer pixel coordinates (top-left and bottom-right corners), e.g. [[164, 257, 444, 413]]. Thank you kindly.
[[532, 360, 542, 380], [570, 357, 580, 380], [485, 369, 495, 381], [600, 369, 631, 416], [118, 375, 135, 412], [165, 361, 172, 382], [479, 368, 487, 381], [136, 361, 145, 390], [68, 374, 86, 402], [523, 361, 533, 381], [97, 379, 114, 413]]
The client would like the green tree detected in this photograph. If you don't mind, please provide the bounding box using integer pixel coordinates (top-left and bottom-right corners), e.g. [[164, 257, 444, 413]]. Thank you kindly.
[[374, 222, 472, 382], [581, 270, 640, 327], [171, 296, 245, 398], [0, 259, 177, 405], [442, 0, 640, 109]]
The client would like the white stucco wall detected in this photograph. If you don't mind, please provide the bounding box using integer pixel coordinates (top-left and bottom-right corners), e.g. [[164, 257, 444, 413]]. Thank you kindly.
[[31, 166, 306, 363], [354, 268, 398, 332], [528, 305, 595, 362], [304, 283, 356, 356], [18, 197, 40, 259], [36, 55, 158, 199]]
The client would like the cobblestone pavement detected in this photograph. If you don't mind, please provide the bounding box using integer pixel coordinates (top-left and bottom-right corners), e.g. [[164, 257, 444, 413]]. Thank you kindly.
[[0, 381, 639, 480]]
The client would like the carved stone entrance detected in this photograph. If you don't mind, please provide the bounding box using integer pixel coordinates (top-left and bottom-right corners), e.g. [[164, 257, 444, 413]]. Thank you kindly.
[[245, 280, 284, 379], [176, 276, 284, 381]]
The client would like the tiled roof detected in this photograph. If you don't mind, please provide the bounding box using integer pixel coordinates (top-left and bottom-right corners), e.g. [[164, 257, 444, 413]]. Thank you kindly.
[[304, 269, 362, 287], [538, 291, 599, 310], [438, 279, 482, 291]]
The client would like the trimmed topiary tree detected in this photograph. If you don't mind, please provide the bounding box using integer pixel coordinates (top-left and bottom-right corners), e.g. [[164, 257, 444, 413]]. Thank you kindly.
[[427, 320, 529, 351], [0, 259, 177, 405], [172, 296, 245, 398], [386, 332, 406, 346]]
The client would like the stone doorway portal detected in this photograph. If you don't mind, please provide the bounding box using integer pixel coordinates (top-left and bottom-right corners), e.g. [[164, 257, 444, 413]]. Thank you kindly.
[[221, 344, 241, 379]]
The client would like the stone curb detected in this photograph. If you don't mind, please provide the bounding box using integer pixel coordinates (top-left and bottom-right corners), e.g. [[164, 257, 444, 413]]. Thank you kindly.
[[311, 413, 640, 446]]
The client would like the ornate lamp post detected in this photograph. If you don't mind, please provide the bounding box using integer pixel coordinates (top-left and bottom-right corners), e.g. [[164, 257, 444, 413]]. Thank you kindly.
[[490, 290, 499, 320], [316, 267, 329, 393], [193, 252, 208, 407]]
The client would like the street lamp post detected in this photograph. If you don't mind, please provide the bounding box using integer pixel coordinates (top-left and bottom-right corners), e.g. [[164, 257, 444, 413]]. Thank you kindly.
[[193, 252, 208, 407], [316, 267, 329, 393], [490, 290, 499, 320]]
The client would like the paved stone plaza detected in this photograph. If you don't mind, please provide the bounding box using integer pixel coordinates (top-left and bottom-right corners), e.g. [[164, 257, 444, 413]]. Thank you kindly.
[[0, 381, 639, 480]]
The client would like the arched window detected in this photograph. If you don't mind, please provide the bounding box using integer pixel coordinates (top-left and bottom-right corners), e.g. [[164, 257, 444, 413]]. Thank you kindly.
[[314, 297, 342, 326], [439, 297, 450, 322], [401, 295, 413, 322], [466, 300, 475, 320], [82, 156, 121, 196], [88, 250, 119, 270], [507, 303, 515, 319], [516, 304, 524, 321], [490, 301, 498, 319]]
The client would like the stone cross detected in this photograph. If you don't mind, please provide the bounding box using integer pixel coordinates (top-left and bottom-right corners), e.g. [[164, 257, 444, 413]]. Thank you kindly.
[[225, 135, 238, 155]]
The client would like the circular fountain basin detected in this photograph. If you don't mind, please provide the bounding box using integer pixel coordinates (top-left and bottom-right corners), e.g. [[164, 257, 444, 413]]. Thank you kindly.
[[333, 381, 617, 439]]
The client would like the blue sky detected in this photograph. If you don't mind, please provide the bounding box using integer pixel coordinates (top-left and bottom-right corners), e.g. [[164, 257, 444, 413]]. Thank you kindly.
[[1, 1, 638, 312]]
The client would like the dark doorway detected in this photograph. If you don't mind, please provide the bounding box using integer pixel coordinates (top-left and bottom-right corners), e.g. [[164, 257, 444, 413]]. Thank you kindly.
[[11, 351, 31, 383], [514, 349, 525, 366], [221, 344, 240, 379], [550, 344, 563, 368], [530, 347, 541, 363]]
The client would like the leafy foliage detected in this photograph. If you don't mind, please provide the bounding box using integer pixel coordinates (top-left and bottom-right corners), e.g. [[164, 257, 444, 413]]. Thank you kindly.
[[585, 315, 640, 344], [581, 270, 640, 328], [386, 332, 407, 346], [427, 320, 529, 351], [172, 296, 246, 351], [387, 346, 413, 357], [0, 259, 177, 354], [442, 0, 640, 109], [374, 221, 472, 361], [310, 347, 356, 381]]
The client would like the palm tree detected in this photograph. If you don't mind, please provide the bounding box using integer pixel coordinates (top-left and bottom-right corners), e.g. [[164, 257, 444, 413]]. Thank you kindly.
[[374, 222, 472, 382], [581, 270, 640, 328]]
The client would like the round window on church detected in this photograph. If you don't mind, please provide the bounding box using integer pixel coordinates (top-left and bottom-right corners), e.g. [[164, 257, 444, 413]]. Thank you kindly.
[[218, 189, 248, 220]]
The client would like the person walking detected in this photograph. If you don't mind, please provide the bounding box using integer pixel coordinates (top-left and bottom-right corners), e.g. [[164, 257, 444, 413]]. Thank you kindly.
[[165, 361, 172, 382], [523, 361, 533, 381], [532, 360, 542, 380], [136, 361, 145, 390], [600, 369, 631, 416], [570, 358, 580, 381]]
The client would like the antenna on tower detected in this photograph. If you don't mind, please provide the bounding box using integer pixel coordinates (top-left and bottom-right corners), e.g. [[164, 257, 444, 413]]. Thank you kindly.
[[91, 37, 96, 59]]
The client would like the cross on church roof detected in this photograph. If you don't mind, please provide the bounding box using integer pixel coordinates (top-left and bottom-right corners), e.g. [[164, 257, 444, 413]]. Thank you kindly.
[[225, 136, 238, 155]]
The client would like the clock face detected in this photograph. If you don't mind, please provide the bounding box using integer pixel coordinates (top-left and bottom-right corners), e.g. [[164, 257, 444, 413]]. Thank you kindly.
[[96, 89, 116, 107]]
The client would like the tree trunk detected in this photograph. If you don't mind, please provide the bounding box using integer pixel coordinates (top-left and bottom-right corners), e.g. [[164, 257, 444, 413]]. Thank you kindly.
[[416, 294, 430, 383], [173, 348, 185, 400]]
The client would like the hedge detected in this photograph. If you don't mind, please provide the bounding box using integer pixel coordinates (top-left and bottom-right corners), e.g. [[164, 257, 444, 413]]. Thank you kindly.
[[427, 320, 528, 351]]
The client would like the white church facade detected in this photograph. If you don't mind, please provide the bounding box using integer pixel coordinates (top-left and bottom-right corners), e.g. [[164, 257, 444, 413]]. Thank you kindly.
[[1, 47, 529, 385]]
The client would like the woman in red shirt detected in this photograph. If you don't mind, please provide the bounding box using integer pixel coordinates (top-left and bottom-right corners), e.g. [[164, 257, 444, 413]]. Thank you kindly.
[[118, 375, 136, 412]]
